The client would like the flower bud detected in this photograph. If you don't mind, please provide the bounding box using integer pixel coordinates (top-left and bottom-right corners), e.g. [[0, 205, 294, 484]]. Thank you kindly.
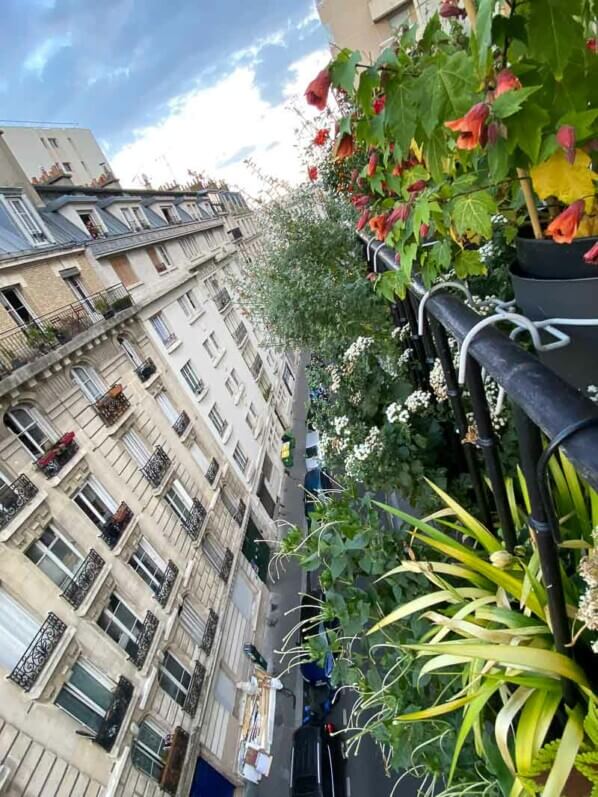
[[490, 550, 516, 569], [556, 125, 576, 165]]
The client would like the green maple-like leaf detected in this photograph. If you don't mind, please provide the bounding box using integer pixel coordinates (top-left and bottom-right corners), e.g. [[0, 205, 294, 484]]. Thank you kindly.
[[528, 0, 584, 81], [417, 51, 476, 136], [329, 49, 362, 94], [455, 249, 486, 279], [451, 190, 496, 239], [385, 78, 417, 155], [506, 104, 550, 165], [492, 86, 541, 120]]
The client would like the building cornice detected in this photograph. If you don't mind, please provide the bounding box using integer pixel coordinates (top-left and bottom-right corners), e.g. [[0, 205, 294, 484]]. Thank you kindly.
[[0, 243, 85, 268], [89, 218, 225, 258]]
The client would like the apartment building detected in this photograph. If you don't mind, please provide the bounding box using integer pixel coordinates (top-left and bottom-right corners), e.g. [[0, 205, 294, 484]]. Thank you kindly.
[[0, 132, 295, 795], [317, 0, 440, 53]]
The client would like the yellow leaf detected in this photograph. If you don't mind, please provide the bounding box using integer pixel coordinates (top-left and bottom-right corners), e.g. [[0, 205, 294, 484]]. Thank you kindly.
[[410, 139, 424, 161], [530, 149, 598, 213]]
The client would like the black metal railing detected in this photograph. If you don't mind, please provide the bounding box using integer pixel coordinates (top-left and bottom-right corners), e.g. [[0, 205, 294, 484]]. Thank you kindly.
[[61, 549, 105, 609], [234, 322, 248, 346], [234, 499, 246, 526], [206, 458, 220, 485], [159, 727, 189, 796], [181, 499, 207, 540], [0, 474, 38, 530], [129, 610, 159, 670], [35, 433, 79, 478], [250, 354, 263, 380], [95, 676, 134, 752], [8, 612, 67, 691], [172, 411, 190, 437], [135, 357, 157, 383], [100, 501, 133, 549], [362, 235, 598, 678], [0, 284, 132, 377], [155, 560, 178, 607], [220, 548, 234, 583], [183, 661, 206, 717], [214, 288, 232, 312], [201, 609, 219, 655], [141, 446, 171, 488], [94, 385, 130, 425]]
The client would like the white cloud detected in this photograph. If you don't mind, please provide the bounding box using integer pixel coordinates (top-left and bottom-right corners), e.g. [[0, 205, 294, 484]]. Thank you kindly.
[[24, 34, 73, 76], [111, 47, 331, 199]]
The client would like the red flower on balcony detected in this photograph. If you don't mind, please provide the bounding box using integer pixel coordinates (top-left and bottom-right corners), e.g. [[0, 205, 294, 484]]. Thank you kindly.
[[445, 103, 490, 150], [313, 129, 329, 146], [335, 133, 355, 160], [305, 69, 331, 111], [59, 432, 76, 446], [583, 241, 598, 264], [546, 200, 585, 244], [37, 450, 58, 467], [494, 69, 521, 98], [373, 95, 386, 115]]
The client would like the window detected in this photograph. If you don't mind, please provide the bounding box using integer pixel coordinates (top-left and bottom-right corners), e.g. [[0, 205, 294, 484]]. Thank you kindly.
[[55, 660, 113, 733], [149, 313, 176, 347], [262, 453, 273, 482], [48, 137, 59, 148], [118, 336, 143, 367], [122, 429, 152, 468], [233, 443, 248, 473], [181, 361, 205, 396], [221, 487, 240, 518], [62, 162, 72, 173], [132, 720, 167, 781], [156, 391, 179, 425], [164, 479, 194, 522], [204, 229, 216, 247], [246, 403, 258, 433], [97, 593, 143, 656], [156, 244, 172, 267], [147, 245, 167, 274], [179, 237, 198, 259], [158, 651, 191, 707], [178, 290, 200, 318], [8, 198, 48, 244], [109, 254, 138, 288], [121, 207, 136, 230], [0, 286, 36, 327], [72, 364, 106, 402], [179, 598, 206, 647], [4, 404, 52, 458], [225, 369, 241, 397], [189, 442, 210, 473], [26, 524, 84, 590], [203, 534, 226, 571], [214, 668, 236, 713], [0, 588, 40, 674], [160, 205, 178, 224], [208, 404, 227, 437], [77, 211, 102, 238], [133, 207, 148, 229], [203, 332, 222, 361], [63, 275, 98, 319], [129, 537, 167, 596], [74, 476, 116, 529]]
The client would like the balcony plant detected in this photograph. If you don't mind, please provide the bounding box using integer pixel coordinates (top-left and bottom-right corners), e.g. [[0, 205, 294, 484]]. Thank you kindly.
[[305, 0, 598, 389]]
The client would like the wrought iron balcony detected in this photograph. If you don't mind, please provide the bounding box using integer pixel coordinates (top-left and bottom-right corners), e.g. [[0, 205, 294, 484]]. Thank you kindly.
[[94, 384, 130, 425], [100, 501, 133, 549], [155, 560, 179, 607], [8, 612, 67, 691], [250, 354, 263, 379], [205, 458, 220, 485], [234, 499, 247, 526], [95, 676, 134, 752], [213, 287, 232, 312], [181, 499, 207, 540], [201, 609, 219, 655], [183, 661, 205, 717], [35, 433, 79, 479], [0, 284, 132, 377], [159, 726, 189, 796], [220, 548, 234, 583], [172, 411, 190, 437], [134, 357, 157, 383], [129, 610, 159, 670], [141, 446, 171, 488], [61, 549, 105, 609], [234, 322, 248, 346], [0, 474, 38, 530]]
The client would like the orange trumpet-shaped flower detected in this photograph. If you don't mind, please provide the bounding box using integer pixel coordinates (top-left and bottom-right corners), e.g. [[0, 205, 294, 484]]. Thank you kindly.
[[445, 102, 490, 150], [545, 200, 585, 244], [305, 69, 331, 111], [356, 210, 370, 231], [495, 69, 521, 98], [369, 214, 387, 241], [367, 152, 378, 178], [335, 133, 355, 160]]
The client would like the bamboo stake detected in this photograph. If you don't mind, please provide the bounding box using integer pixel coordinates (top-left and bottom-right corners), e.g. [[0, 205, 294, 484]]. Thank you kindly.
[[517, 168, 543, 239], [463, 0, 478, 26]]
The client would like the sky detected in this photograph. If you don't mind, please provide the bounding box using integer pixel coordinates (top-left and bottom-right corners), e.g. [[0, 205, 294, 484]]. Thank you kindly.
[[0, 0, 331, 196]]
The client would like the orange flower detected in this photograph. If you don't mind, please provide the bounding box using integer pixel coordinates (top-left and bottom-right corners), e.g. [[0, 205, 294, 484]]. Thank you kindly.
[[546, 200, 585, 244], [307, 166, 318, 182], [313, 129, 329, 147], [356, 210, 370, 231], [335, 133, 355, 160], [305, 69, 331, 111], [445, 102, 490, 150], [369, 214, 387, 241], [494, 69, 521, 98], [367, 151, 378, 177]]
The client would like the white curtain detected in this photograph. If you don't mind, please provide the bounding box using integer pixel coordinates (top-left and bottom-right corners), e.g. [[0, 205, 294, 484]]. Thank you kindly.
[[0, 589, 39, 671], [122, 430, 151, 467], [156, 392, 178, 425]]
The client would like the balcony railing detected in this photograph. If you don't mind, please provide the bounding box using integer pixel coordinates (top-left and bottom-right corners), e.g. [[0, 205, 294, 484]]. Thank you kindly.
[[250, 355, 263, 380], [205, 458, 220, 485], [35, 433, 79, 478], [0, 284, 132, 377], [8, 612, 67, 691], [141, 446, 171, 488], [0, 474, 38, 530], [100, 501, 133, 549], [201, 609, 219, 655], [234, 499, 247, 526], [134, 357, 157, 383], [181, 499, 207, 540], [159, 727, 189, 796], [234, 322, 248, 346], [213, 288, 232, 312], [155, 560, 179, 607], [221, 548, 234, 583], [94, 384, 130, 425], [129, 610, 158, 670], [95, 676, 134, 752], [172, 411, 190, 437], [183, 661, 205, 717], [61, 549, 105, 609]]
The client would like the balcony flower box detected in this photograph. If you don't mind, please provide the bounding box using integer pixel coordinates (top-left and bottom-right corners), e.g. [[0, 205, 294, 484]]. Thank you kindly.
[[36, 433, 78, 478]]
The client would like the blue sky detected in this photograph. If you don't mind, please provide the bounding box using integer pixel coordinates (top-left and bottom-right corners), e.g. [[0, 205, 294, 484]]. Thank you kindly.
[[1, 0, 331, 192]]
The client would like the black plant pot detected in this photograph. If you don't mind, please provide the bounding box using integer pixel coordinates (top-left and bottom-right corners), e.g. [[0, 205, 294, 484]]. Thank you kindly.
[[510, 232, 598, 391]]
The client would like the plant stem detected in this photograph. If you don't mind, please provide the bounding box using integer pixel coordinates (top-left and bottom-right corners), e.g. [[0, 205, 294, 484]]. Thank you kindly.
[[517, 168, 543, 239], [463, 0, 478, 26]]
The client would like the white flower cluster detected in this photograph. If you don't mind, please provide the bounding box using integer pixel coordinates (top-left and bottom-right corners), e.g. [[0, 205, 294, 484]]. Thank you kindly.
[[391, 326, 402, 339], [484, 378, 508, 431], [343, 337, 374, 373], [349, 391, 363, 406], [398, 348, 412, 368], [491, 214, 508, 225], [327, 364, 341, 392], [386, 401, 410, 424], [333, 415, 349, 435], [399, 325, 411, 343], [352, 426, 383, 461], [479, 240, 500, 264], [386, 390, 433, 425], [430, 359, 448, 402], [588, 385, 598, 405], [379, 355, 399, 378], [578, 531, 598, 638]]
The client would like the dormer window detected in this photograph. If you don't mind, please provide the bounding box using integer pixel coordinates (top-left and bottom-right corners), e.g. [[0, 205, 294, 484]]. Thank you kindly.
[[121, 207, 149, 232], [77, 210, 103, 239], [7, 198, 49, 246], [132, 207, 149, 229], [160, 205, 179, 224]]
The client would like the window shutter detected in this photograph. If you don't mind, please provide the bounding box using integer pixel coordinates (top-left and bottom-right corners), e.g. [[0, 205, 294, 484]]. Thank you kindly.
[[109, 255, 138, 287]]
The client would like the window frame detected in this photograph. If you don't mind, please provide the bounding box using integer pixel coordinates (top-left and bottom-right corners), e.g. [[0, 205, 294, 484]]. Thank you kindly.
[[149, 312, 176, 347], [164, 479, 194, 522], [178, 289, 200, 318], [233, 442, 249, 473], [72, 364, 106, 402], [55, 659, 114, 732], [122, 429, 152, 468], [74, 476, 117, 529], [6, 196, 49, 246], [0, 285, 37, 327], [129, 537, 166, 596], [180, 360, 205, 396], [158, 650, 191, 707], [132, 719, 168, 781], [25, 523, 84, 590], [97, 592, 143, 656], [4, 404, 53, 458], [208, 403, 227, 437]]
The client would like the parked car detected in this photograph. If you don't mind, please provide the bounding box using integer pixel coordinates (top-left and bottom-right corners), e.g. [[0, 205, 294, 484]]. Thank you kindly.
[[290, 723, 345, 797], [303, 467, 334, 524], [298, 592, 335, 687], [305, 429, 320, 471]]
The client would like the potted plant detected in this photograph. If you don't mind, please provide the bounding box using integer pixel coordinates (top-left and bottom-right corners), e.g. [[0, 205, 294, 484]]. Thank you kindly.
[[94, 297, 115, 319], [110, 296, 133, 313], [304, 0, 598, 389]]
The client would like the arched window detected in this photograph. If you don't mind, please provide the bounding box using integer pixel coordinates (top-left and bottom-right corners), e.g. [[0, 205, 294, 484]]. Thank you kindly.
[[118, 335, 143, 367], [72, 364, 106, 402], [4, 404, 52, 458]]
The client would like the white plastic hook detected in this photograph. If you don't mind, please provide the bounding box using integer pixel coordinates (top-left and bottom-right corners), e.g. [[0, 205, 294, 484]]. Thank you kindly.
[[417, 281, 474, 336], [371, 240, 385, 273]]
